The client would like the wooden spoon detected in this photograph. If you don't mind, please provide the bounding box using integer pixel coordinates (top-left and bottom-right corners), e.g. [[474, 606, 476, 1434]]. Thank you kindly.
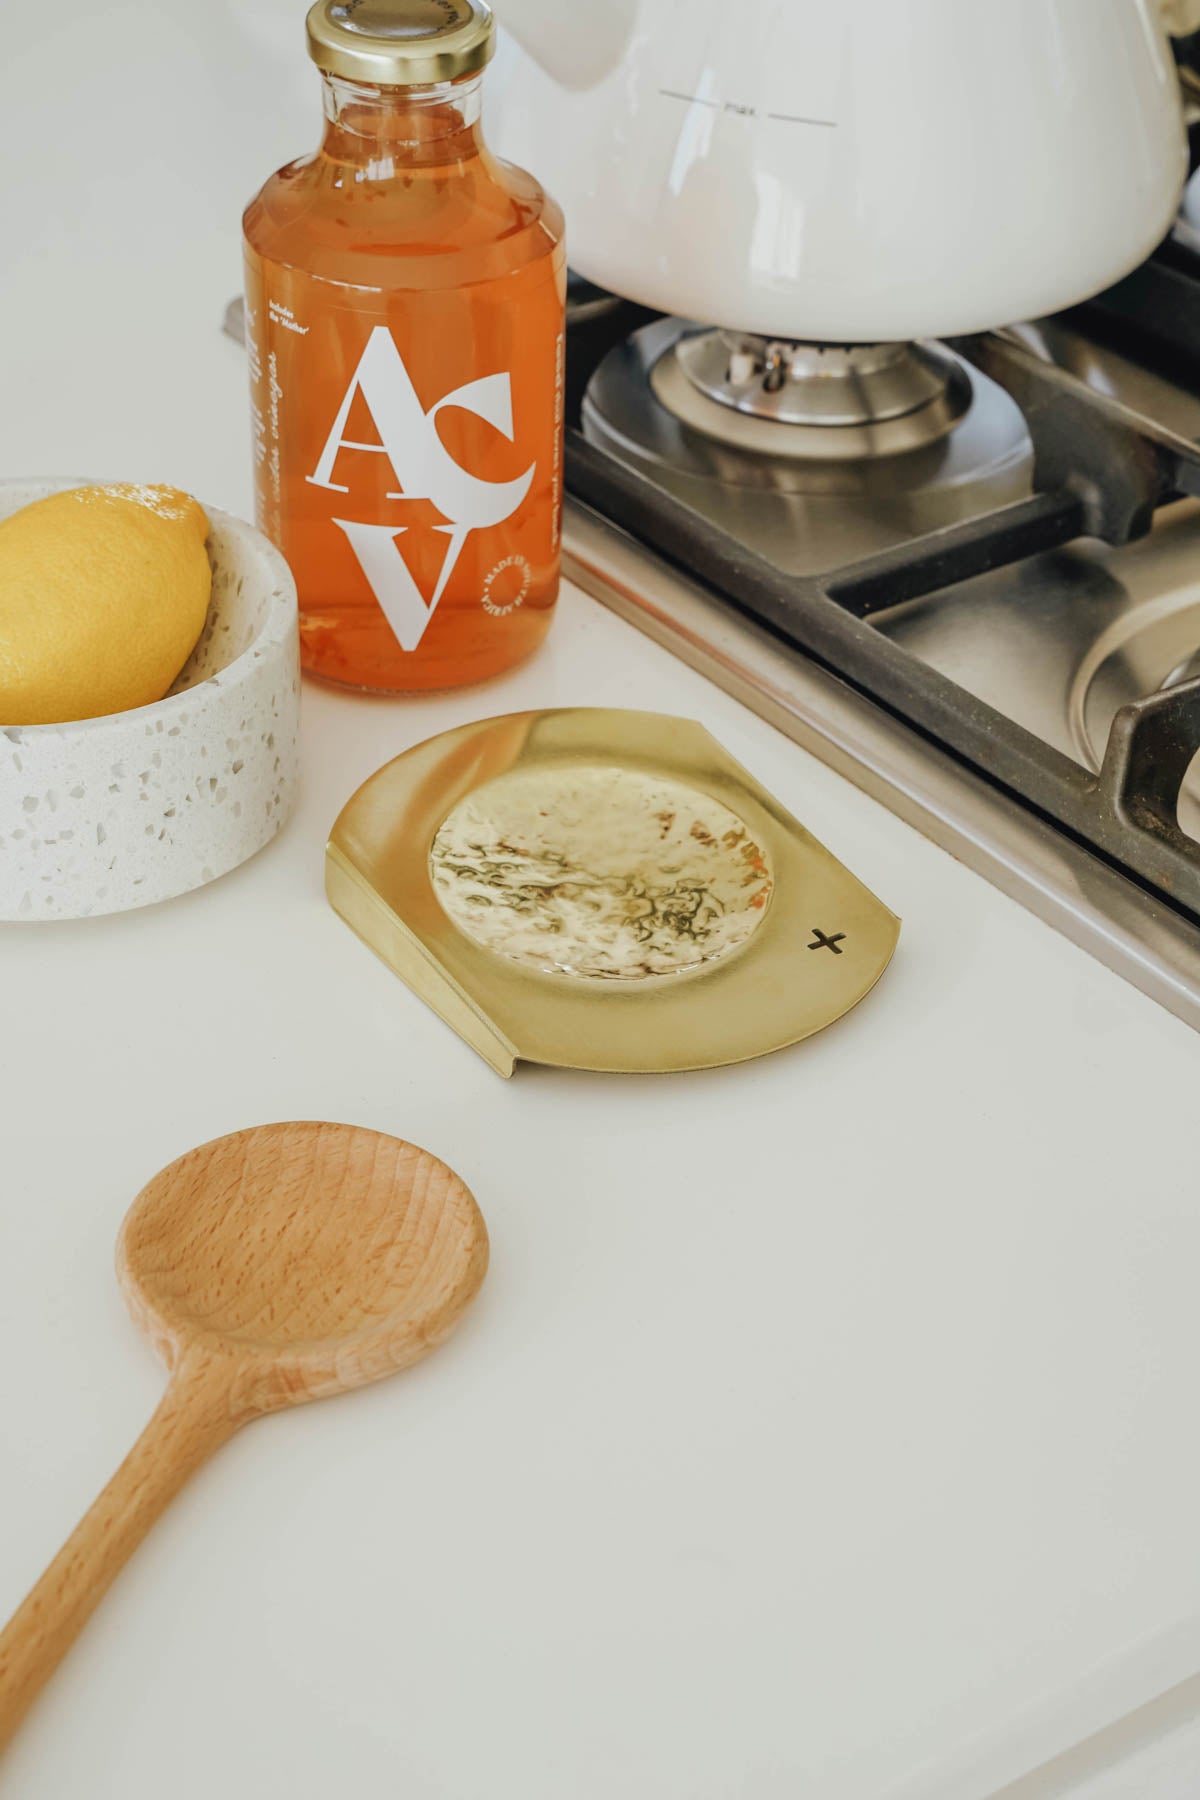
[[0, 1121, 488, 1750]]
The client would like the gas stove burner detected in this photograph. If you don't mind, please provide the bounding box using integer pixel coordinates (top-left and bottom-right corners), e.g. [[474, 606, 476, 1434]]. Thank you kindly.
[[666, 332, 968, 460], [582, 317, 1034, 578], [1067, 587, 1200, 842]]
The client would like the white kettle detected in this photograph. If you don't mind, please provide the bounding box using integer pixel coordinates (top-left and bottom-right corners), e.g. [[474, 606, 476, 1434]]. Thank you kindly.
[[488, 0, 1192, 341]]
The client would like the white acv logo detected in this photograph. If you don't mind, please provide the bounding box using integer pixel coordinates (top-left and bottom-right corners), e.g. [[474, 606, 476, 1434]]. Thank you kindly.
[[307, 326, 535, 651]]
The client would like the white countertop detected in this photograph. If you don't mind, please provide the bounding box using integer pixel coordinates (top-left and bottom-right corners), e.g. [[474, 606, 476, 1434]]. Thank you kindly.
[[3, 6, 1200, 1797]]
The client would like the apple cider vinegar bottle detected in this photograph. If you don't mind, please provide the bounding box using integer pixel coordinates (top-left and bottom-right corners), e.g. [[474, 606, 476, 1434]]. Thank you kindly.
[[243, 0, 566, 692]]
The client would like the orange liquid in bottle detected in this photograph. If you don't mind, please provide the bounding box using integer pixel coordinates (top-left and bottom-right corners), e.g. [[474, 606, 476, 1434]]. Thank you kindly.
[[244, 69, 565, 692]]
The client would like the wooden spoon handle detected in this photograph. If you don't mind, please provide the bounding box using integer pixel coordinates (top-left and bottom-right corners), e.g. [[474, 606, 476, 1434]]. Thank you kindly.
[[0, 1352, 239, 1751]]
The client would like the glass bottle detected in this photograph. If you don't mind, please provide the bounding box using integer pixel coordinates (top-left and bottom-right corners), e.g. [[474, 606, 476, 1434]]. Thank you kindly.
[[243, 0, 566, 692]]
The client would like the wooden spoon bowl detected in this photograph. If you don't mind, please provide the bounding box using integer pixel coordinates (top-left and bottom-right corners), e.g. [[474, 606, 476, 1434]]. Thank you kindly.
[[0, 1122, 488, 1751], [119, 1121, 487, 1408]]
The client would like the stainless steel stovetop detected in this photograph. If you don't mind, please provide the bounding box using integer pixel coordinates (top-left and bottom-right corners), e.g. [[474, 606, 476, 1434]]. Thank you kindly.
[[561, 210, 1200, 1031]]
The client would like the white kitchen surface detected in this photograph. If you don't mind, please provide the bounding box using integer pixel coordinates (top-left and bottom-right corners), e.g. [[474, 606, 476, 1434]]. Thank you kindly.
[[3, 5, 1200, 1797]]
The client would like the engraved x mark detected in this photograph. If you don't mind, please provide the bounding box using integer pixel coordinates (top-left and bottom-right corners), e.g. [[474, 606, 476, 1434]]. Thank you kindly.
[[808, 929, 847, 955]]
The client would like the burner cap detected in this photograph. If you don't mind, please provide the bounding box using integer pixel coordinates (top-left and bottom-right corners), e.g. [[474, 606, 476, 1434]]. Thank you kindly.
[[679, 335, 950, 428], [656, 330, 969, 462]]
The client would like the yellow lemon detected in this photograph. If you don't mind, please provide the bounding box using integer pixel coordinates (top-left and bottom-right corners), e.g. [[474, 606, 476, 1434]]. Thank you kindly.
[[0, 484, 212, 726]]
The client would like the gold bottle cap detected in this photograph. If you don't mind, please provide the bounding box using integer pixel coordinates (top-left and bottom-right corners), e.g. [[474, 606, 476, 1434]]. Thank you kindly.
[[306, 0, 495, 87]]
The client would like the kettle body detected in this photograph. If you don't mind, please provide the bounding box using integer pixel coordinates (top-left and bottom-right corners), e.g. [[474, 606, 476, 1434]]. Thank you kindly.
[[487, 0, 1189, 340]]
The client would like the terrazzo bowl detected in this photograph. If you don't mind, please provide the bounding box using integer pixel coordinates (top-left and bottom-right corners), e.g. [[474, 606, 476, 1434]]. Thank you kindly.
[[0, 479, 300, 920]]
